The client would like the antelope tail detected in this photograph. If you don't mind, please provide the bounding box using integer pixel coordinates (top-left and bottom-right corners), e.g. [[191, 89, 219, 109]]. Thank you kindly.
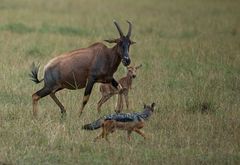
[[82, 119, 103, 130], [29, 62, 44, 84]]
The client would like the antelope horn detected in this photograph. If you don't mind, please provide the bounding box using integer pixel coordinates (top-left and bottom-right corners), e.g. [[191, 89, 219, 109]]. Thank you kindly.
[[126, 21, 132, 38], [113, 20, 124, 37]]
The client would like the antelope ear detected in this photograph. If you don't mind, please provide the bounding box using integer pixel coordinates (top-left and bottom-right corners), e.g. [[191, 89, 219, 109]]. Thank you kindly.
[[136, 64, 142, 69], [130, 40, 136, 45], [104, 38, 120, 43]]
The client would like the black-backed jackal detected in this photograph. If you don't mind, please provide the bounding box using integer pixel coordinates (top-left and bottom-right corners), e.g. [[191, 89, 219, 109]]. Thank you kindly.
[[82, 103, 155, 142]]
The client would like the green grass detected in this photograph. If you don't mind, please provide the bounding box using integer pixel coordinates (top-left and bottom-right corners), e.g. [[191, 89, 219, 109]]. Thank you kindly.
[[0, 0, 240, 164], [0, 23, 89, 36]]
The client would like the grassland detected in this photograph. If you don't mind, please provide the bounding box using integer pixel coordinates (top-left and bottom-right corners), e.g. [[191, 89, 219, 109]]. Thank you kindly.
[[0, 0, 240, 164]]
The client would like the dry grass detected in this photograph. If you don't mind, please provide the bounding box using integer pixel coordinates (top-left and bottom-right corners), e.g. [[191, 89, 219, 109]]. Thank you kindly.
[[0, 0, 240, 164]]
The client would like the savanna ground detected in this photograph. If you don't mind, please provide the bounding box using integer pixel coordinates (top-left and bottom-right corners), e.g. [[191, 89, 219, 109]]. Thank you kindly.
[[0, 0, 240, 164]]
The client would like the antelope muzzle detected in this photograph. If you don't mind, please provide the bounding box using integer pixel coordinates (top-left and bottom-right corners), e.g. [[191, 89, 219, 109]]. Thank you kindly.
[[122, 57, 131, 66]]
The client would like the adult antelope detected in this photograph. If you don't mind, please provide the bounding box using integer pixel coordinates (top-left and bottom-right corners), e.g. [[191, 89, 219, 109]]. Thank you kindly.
[[30, 21, 135, 117]]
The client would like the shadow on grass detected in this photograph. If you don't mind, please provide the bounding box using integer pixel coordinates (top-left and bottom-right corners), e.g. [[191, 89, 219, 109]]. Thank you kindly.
[[0, 23, 34, 34], [185, 100, 216, 114]]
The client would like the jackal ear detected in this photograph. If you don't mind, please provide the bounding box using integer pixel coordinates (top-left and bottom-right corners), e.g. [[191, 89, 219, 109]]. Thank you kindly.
[[151, 103, 156, 108], [144, 104, 147, 108], [104, 38, 120, 43]]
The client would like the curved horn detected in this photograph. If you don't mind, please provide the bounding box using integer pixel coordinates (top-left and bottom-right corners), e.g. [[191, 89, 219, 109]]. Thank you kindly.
[[126, 21, 132, 38], [113, 20, 124, 37]]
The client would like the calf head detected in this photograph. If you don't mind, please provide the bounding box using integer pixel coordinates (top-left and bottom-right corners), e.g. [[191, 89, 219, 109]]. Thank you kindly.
[[127, 64, 142, 79]]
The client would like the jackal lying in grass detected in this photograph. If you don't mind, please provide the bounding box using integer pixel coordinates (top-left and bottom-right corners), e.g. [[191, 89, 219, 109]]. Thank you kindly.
[[82, 103, 155, 142]]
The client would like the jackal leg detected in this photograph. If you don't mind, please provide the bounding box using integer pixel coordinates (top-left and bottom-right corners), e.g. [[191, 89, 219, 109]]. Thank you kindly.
[[134, 129, 146, 139], [127, 130, 132, 141], [94, 131, 104, 142], [103, 120, 116, 142]]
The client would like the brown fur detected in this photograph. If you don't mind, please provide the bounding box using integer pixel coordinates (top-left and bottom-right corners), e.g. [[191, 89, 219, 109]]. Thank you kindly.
[[30, 21, 135, 117]]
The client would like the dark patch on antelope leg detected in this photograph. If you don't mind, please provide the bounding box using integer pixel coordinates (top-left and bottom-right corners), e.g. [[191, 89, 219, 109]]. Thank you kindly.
[[111, 78, 119, 89], [111, 78, 123, 94], [32, 86, 52, 117], [79, 78, 95, 117]]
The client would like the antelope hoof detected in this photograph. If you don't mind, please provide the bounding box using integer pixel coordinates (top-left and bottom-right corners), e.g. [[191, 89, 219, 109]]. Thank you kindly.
[[61, 111, 67, 119]]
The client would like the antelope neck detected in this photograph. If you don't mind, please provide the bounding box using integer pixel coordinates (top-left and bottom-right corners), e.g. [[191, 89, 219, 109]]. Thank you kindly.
[[108, 45, 121, 71]]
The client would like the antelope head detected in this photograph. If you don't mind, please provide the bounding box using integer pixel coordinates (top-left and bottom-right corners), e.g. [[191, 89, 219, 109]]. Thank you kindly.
[[105, 21, 136, 66]]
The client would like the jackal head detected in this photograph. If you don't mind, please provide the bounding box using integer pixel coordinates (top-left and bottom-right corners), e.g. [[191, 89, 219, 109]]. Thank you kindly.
[[144, 102, 155, 112]]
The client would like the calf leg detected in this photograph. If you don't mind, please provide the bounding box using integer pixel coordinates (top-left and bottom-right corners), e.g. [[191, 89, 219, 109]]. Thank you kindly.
[[123, 93, 129, 110], [32, 86, 52, 117], [115, 94, 124, 113], [79, 78, 95, 117], [97, 94, 113, 113]]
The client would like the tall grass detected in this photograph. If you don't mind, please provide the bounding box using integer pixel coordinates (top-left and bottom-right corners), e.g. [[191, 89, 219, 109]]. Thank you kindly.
[[0, 0, 240, 164]]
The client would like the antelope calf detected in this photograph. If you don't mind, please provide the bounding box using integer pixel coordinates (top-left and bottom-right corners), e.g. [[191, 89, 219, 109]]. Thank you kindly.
[[97, 64, 142, 113]]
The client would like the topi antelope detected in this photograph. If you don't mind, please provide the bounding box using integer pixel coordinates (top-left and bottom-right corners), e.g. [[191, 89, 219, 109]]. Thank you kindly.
[[29, 21, 136, 117], [97, 64, 142, 113]]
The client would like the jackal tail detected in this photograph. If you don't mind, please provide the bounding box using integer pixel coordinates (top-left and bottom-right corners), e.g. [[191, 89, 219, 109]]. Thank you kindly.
[[82, 119, 103, 130]]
